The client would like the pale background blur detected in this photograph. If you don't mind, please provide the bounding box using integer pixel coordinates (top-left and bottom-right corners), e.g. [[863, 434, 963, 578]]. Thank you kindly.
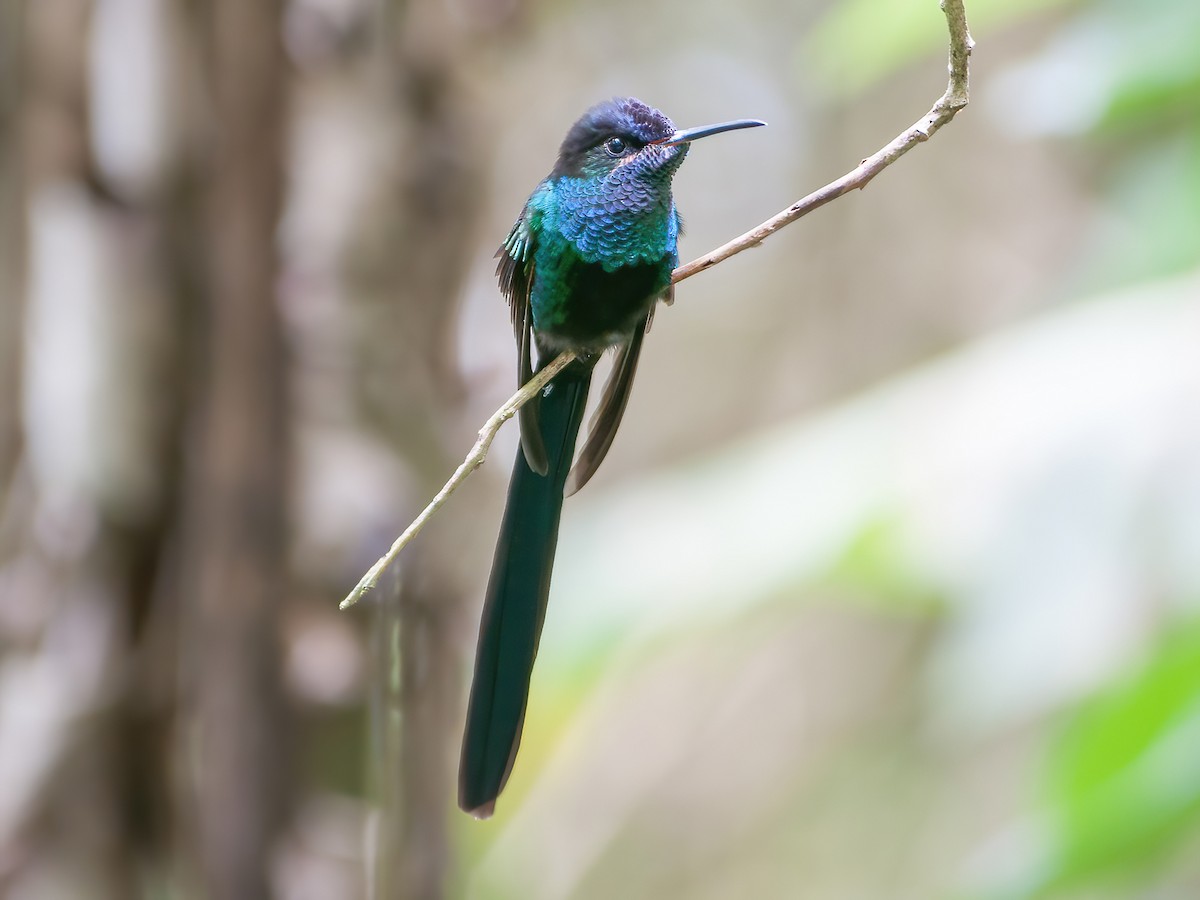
[[2, 0, 1199, 898]]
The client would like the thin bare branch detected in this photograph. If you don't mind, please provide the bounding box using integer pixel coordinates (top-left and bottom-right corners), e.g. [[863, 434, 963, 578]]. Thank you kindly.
[[341, 350, 577, 608], [341, 0, 973, 610], [673, 0, 973, 282]]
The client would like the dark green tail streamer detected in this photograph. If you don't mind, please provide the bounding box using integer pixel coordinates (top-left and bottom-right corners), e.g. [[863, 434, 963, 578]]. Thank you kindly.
[[458, 362, 591, 817]]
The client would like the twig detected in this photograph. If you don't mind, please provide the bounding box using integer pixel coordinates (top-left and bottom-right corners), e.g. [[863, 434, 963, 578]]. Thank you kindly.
[[341, 350, 577, 608], [673, 0, 973, 283], [341, 0, 973, 609]]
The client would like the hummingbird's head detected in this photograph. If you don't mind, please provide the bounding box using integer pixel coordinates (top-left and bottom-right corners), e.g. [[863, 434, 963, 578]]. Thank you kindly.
[[552, 97, 682, 183], [551, 97, 765, 185], [544, 98, 764, 270]]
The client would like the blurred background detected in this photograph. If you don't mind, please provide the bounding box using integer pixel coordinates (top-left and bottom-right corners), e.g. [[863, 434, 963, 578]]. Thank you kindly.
[[2, 0, 1199, 897]]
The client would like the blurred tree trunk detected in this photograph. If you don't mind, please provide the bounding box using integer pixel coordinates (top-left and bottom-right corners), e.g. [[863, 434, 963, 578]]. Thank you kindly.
[[4, 1, 193, 896], [181, 1, 290, 897], [102, 7, 203, 895], [0, 0, 26, 492], [351, 2, 497, 896]]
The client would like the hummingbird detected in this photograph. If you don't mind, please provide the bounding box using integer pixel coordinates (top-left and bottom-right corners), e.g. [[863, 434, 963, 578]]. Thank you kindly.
[[459, 97, 765, 817]]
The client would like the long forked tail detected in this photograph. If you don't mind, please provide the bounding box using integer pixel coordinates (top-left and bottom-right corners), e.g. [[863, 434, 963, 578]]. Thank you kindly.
[[458, 360, 591, 817]]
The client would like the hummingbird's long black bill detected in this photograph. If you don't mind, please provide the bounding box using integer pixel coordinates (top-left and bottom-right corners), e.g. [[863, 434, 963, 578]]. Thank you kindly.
[[655, 118, 766, 147]]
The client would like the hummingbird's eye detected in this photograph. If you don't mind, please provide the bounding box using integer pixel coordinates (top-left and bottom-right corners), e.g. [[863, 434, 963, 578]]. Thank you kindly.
[[603, 137, 629, 157]]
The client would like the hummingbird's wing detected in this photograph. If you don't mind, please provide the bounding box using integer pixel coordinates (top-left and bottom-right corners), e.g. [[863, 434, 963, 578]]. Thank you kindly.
[[564, 294, 661, 496], [496, 213, 549, 475]]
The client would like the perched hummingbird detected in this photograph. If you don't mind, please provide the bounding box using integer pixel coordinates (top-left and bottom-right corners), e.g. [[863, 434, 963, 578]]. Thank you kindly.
[[459, 97, 764, 817]]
